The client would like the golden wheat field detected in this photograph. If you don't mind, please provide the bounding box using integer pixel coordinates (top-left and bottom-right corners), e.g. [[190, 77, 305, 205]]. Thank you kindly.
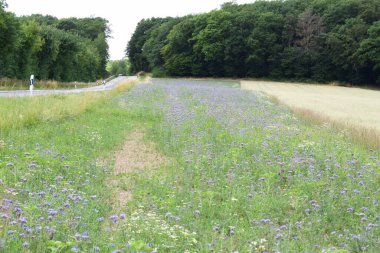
[[241, 80, 380, 147]]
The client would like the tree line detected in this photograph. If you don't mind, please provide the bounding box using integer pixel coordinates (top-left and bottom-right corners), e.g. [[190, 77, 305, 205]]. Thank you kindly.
[[0, 0, 109, 82], [127, 0, 380, 86], [106, 59, 131, 76]]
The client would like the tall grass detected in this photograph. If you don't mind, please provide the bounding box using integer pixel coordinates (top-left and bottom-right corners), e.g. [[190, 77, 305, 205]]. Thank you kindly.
[[0, 77, 111, 90], [293, 107, 380, 149], [0, 79, 137, 132]]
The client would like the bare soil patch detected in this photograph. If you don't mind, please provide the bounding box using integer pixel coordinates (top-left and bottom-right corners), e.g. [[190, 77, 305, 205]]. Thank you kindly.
[[114, 131, 165, 175], [108, 130, 167, 209]]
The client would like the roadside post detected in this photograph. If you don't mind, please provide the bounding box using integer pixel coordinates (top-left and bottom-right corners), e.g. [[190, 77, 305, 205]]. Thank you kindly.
[[29, 74, 35, 96]]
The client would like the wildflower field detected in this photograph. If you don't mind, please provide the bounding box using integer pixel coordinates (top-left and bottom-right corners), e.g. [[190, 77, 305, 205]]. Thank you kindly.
[[0, 79, 379, 252]]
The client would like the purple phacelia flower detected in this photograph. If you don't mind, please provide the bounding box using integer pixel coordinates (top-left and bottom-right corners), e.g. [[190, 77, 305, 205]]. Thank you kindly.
[[351, 234, 361, 240], [109, 215, 118, 223], [23, 226, 32, 233], [47, 209, 58, 216], [82, 231, 89, 240]]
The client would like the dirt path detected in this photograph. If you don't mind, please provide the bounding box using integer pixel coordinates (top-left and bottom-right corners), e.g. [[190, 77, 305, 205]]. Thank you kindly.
[[108, 130, 167, 210]]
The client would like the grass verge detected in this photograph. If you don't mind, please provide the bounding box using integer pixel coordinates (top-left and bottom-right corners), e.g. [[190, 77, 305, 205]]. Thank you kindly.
[[0, 78, 103, 90], [0, 78, 143, 252], [0, 79, 137, 133]]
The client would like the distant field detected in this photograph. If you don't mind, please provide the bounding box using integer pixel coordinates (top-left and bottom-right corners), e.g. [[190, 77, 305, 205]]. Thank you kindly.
[[241, 81, 380, 147]]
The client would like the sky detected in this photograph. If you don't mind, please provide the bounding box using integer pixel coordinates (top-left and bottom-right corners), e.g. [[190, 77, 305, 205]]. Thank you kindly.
[[6, 0, 254, 60]]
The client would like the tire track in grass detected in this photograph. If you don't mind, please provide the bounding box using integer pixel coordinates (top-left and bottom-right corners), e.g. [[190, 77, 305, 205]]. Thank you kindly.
[[107, 130, 167, 211]]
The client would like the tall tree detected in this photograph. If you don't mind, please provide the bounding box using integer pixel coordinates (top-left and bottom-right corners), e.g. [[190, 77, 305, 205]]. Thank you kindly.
[[325, 18, 368, 83], [193, 10, 234, 76], [126, 0, 380, 86], [0, 3, 18, 77], [161, 17, 196, 76], [246, 12, 283, 77], [126, 18, 162, 73], [142, 18, 180, 75], [357, 21, 380, 84]]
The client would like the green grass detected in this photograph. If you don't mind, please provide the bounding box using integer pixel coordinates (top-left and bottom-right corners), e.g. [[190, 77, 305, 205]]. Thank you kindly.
[[0, 78, 379, 252], [0, 79, 140, 252], [111, 80, 380, 252], [0, 100, 135, 252]]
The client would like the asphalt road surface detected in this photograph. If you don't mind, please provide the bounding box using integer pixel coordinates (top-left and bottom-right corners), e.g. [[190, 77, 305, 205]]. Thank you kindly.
[[0, 76, 137, 97]]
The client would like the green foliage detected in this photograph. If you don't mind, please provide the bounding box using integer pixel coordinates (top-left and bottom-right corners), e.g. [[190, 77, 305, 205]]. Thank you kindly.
[[161, 17, 196, 76], [127, 0, 380, 86], [0, 6, 18, 77], [126, 18, 167, 73], [325, 18, 369, 83], [0, 12, 109, 82], [143, 18, 181, 71], [193, 11, 233, 76], [107, 58, 131, 76], [246, 11, 283, 77], [357, 21, 380, 83]]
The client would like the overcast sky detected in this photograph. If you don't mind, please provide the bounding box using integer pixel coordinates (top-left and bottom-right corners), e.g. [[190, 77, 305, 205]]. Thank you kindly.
[[6, 0, 254, 60]]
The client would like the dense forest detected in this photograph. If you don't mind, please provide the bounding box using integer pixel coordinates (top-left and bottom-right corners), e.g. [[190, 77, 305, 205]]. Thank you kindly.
[[0, 0, 109, 82], [127, 0, 380, 86]]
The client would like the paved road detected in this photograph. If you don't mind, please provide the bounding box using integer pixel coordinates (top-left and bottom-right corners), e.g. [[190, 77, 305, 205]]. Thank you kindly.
[[0, 76, 137, 97]]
